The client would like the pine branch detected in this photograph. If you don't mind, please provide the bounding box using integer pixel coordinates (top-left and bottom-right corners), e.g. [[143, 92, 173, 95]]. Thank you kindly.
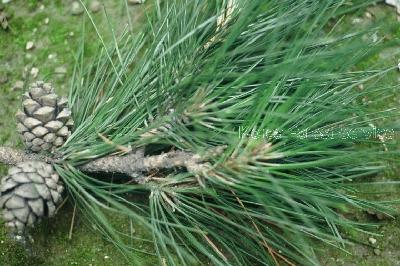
[[0, 147, 53, 165], [0, 146, 223, 180]]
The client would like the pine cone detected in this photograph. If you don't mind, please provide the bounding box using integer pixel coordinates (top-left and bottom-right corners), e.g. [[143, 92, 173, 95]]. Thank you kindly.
[[16, 81, 73, 153], [0, 161, 64, 232]]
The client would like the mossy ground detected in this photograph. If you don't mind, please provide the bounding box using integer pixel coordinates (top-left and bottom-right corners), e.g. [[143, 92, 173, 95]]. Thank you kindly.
[[0, 1, 399, 265]]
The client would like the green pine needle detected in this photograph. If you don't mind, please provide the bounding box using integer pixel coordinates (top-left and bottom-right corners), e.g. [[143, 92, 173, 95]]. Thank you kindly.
[[55, 1, 399, 265]]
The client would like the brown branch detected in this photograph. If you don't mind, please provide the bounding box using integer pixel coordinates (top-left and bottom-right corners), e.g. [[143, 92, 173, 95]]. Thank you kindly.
[[0, 147, 52, 165], [0, 146, 224, 180]]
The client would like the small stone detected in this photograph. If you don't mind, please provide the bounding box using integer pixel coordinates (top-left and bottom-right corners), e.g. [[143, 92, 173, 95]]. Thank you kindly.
[[26, 41, 35, 51], [55, 66, 67, 75], [365, 12, 373, 19], [13, 80, 24, 91], [69, 31, 74, 37], [373, 248, 381, 256], [44, 17, 49, 24], [30, 67, 39, 78], [90, 1, 101, 13], [368, 237, 377, 245], [48, 53, 56, 60], [71, 1, 83, 15], [128, 0, 145, 5]]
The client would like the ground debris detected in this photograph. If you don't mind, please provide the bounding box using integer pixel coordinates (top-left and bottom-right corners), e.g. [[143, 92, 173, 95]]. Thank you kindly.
[[0, 10, 8, 30], [12, 80, 24, 91], [25, 41, 35, 51], [128, 0, 145, 5], [71, 1, 83, 16], [90, 1, 101, 13]]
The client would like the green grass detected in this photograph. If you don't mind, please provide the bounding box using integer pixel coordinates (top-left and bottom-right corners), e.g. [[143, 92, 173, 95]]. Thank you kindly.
[[0, 1, 399, 265]]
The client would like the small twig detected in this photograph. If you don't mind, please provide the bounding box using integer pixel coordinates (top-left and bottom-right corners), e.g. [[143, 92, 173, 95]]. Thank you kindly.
[[195, 225, 228, 262], [0, 146, 225, 182], [98, 133, 132, 154], [55, 196, 69, 215], [68, 203, 77, 240], [231, 190, 296, 266], [0, 147, 52, 165]]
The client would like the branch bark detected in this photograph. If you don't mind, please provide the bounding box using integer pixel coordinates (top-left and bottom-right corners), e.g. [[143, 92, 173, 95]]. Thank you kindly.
[[0, 146, 223, 178]]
